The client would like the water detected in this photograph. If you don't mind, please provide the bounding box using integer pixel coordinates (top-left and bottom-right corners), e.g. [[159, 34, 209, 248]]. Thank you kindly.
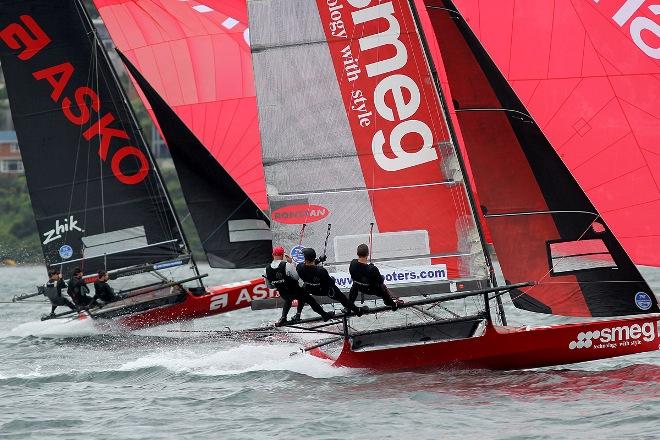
[[0, 265, 658, 439]]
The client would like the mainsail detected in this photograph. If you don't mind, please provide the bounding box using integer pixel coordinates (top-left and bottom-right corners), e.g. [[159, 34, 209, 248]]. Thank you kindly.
[[449, 0, 660, 268], [0, 0, 190, 277], [419, 0, 659, 316], [93, 0, 267, 209], [247, 0, 492, 296], [119, 51, 272, 268]]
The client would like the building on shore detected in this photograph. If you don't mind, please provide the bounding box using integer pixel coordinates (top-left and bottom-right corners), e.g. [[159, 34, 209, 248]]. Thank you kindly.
[[0, 131, 22, 174]]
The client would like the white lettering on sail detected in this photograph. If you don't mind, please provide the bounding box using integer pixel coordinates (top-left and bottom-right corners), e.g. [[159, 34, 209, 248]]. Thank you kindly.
[[42, 215, 83, 245], [593, 0, 660, 59], [349, 0, 438, 172], [327, 0, 348, 38], [374, 74, 420, 121], [352, 3, 408, 77], [630, 5, 660, 59]]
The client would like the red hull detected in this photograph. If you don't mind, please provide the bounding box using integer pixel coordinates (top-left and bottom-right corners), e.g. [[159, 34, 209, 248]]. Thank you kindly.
[[114, 278, 274, 330], [312, 314, 660, 371]]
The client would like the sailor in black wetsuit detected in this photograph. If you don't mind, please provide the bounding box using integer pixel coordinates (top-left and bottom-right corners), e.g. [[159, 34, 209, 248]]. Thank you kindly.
[[348, 244, 400, 311], [93, 270, 120, 305], [43, 269, 76, 317], [265, 246, 333, 326], [67, 267, 95, 309], [296, 248, 364, 316]]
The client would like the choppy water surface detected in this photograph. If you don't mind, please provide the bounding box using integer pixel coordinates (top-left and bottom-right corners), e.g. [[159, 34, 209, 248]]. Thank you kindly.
[[0, 265, 658, 439]]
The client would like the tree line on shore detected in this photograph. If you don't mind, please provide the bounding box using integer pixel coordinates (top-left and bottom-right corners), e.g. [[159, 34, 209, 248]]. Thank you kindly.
[[0, 168, 205, 265]]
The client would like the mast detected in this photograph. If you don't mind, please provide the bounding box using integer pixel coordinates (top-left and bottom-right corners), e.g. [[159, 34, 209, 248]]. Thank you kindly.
[[76, 0, 203, 285], [407, 0, 506, 324]]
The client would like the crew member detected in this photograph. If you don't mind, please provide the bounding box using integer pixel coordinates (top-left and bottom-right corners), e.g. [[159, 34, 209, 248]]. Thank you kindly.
[[93, 270, 121, 305], [67, 267, 94, 308], [43, 269, 76, 317], [265, 246, 333, 326], [296, 248, 365, 316], [349, 244, 401, 311]]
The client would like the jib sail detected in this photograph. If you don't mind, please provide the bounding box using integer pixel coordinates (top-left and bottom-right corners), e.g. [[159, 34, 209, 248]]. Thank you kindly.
[[418, 0, 659, 316], [119, 51, 272, 269], [93, 0, 267, 210], [246, 0, 492, 295], [450, 0, 660, 268], [0, 0, 190, 277]]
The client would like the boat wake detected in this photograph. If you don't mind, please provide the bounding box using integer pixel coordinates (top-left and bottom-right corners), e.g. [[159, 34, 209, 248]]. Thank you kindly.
[[118, 343, 353, 379], [7, 315, 120, 339]]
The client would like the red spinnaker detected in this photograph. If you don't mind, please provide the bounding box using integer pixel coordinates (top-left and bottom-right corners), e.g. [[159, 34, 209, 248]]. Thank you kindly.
[[452, 0, 660, 267], [94, 0, 267, 210]]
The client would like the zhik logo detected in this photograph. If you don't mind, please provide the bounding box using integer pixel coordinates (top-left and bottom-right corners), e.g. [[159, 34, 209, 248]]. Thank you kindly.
[[42, 216, 82, 245]]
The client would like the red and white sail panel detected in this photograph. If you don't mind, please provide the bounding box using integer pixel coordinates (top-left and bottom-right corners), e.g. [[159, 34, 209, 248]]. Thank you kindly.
[[451, 0, 660, 267], [247, 0, 490, 291], [93, 0, 267, 209]]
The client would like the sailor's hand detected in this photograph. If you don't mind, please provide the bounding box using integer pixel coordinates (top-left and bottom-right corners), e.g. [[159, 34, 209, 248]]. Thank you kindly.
[[284, 254, 293, 263]]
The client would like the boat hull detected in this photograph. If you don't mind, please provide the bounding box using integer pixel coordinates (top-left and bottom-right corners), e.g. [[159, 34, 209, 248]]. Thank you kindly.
[[314, 314, 660, 371], [101, 278, 274, 330]]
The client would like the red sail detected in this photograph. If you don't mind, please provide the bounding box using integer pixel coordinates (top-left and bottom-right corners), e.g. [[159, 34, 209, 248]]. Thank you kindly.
[[93, 0, 266, 209], [418, 0, 658, 317], [451, 0, 660, 267]]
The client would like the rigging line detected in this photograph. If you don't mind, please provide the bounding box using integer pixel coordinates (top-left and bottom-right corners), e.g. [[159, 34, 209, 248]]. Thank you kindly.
[[552, 251, 613, 260], [537, 280, 646, 285], [277, 180, 458, 197], [368, 223, 374, 264], [484, 210, 598, 218], [263, 142, 452, 166], [251, 38, 330, 53], [94, 39, 107, 270], [299, 223, 307, 246], [513, 216, 604, 299], [454, 107, 533, 122], [335, 252, 477, 267]]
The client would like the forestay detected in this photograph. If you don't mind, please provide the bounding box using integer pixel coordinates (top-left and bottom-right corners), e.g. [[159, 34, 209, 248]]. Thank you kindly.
[[247, 0, 490, 295], [0, 0, 189, 277]]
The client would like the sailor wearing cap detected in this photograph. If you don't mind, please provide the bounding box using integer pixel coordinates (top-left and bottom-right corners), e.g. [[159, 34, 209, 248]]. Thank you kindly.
[[264, 246, 333, 326]]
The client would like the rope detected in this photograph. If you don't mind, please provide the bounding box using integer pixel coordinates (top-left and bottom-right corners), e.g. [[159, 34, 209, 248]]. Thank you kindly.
[[299, 223, 307, 245], [368, 222, 374, 264]]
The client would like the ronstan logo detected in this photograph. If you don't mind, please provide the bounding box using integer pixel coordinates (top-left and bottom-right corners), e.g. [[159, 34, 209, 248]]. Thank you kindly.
[[271, 204, 330, 225], [42, 215, 82, 245], [0, 15, 151, 185]]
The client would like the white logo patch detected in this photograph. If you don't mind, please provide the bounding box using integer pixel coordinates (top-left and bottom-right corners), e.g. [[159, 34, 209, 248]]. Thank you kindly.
[[42, 216, 83, 245]]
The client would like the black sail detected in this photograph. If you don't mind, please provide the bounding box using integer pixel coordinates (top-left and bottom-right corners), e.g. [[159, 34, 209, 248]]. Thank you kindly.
[[118, 52, 272, 269], [0, 0, 189, 277], [419, 0, 659, 316]]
